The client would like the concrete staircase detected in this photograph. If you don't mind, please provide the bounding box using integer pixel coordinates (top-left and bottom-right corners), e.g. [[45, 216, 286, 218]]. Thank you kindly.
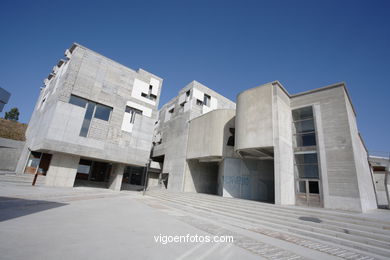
[[146, 190, 390, 259], [0, 173, 46, 185]]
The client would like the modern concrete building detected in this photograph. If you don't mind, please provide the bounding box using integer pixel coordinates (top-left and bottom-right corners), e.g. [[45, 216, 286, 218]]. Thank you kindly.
[[161, 81, 377, 212], [151, 81, 236, 191], [0, 87, 11, 112], [17, 43, 377, 212], [16, 43, 163, 190]]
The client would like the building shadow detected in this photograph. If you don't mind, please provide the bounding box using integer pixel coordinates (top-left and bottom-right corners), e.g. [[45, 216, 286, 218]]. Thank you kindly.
[[0, 197, 68, 222]]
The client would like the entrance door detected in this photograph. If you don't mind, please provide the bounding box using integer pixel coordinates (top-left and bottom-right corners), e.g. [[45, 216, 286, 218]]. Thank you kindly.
[[296, 179, 321, 207]]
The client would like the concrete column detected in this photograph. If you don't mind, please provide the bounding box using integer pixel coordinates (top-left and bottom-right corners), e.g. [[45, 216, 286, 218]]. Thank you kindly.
[[45, 153, 80, 187], [108, 164, 125, 191], [15, 144, 30, 175], [273, 85, 295, 205]]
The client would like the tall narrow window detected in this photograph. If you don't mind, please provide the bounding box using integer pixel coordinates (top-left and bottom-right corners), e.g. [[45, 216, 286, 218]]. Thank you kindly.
[[203, 94, 211, 107], [292, 106, 316, 147], [292, 106, 322, 205], [126, 106, 142, 124], [80, 102, 96, 137]]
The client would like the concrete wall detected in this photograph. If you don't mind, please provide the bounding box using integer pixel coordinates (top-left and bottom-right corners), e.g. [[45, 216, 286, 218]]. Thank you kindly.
[[18, 43, 162, 182], [221, 158, 274, 202], [184, 160, 219, 195], [291, 85, 376, 212], [373, 171, 389, 206], [152, 81, 235, 192], [45, 153, 80, 187], [235, 83, 274, 150], [344, 95, 377, 211], [0, 137, 25, 172], [272, 84, 295, 205], [187, 109, 236, 160]]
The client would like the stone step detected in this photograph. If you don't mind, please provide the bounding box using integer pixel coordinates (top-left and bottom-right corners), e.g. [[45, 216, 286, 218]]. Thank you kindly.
[[149, 194, 386, 260], [155, 192, 390, 245], [147, 190, 390, 228], [151, 191, 390, 237], [147, 191, 390, 258], [152, 192, 390, 247]]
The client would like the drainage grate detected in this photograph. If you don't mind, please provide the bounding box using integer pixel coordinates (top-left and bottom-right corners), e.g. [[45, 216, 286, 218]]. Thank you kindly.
[[298, 216, 322, 223]]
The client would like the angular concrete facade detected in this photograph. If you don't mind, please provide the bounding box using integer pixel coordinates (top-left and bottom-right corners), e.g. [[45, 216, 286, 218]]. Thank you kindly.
[[18, 43, 377, 212], [17, 43, 162, 190], [183, 81, 377, 212], [151, 81, 236, 191]]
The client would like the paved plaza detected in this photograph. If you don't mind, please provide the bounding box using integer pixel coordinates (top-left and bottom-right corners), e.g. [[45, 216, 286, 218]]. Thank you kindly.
[[0, 176, 389, 260]]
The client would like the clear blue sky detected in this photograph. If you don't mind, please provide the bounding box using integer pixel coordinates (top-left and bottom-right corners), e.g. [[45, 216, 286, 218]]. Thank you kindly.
[[0, 0, 389, 152]]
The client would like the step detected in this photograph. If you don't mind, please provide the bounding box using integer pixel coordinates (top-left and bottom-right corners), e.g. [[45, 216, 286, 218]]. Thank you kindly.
[[148, 190, 390, 228], [151, 191, 390, 237], [147, 192, 390, 258]]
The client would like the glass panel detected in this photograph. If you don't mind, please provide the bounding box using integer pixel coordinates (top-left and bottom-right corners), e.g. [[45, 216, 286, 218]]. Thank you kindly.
[[94, 104, 112, 121], [69, 95, 87, 108], [292, 106, 313, 121], [298, 181, 306, 193], [203, 94, 211, 106], [80, 102, 95, 137], [309, 181, 320, 194], [294, 119, 315, 133], [295, 153, 318, 164], [297, 165, 319, 178], [295, 133, 316, 146]]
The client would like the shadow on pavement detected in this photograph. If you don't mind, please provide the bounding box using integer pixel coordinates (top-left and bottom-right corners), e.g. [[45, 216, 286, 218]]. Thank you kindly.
[[0, 197, 68, 222]]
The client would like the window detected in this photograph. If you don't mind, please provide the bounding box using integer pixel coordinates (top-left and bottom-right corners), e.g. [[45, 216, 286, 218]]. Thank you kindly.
[[70, 95, 113, 137], [309, 181, 320, 194], [141, 85, 157, 101], [77, 159, 92, 175], [203, 94, 211, 107], [295, 153, 319, 179], [227, 128, 235, 146], [94, 104, 112, 121], [196, 99, 203, 106], [69, 95, 87, 108], [168, 107, 174, 114], [298, 181, 306, 193], [126, 106, 142, 124], [80, 102, 95, 137], [292, 106, 316, 147]]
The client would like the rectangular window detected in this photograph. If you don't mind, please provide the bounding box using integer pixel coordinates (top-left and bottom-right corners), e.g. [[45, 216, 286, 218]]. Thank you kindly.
[[203, 94, 211, 107], [298, 181, 306, 193], [292, 106, 313, 121], [295, 153, 319, 179], [94, 104, 112, 121], [69, 95, 87, 108], [80, 102, 95, 137], [308, 181, 320, 194], [196, 99, 203, 106], [126, 106, 142, 124], [77, 159, 92, 175]]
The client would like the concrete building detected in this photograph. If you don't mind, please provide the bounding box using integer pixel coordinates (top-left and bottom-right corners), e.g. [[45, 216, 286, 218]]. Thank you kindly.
[[151, 81, 236, 191], [369, 153, 390, 209], [16, 43, 377, 212], [0, 87, 11, 112], [16, 43, 163, 190], [166, 81, 377, 212]]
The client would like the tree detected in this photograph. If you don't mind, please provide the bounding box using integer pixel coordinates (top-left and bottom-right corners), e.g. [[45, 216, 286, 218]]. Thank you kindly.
[[4, 107, 19, 121]]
